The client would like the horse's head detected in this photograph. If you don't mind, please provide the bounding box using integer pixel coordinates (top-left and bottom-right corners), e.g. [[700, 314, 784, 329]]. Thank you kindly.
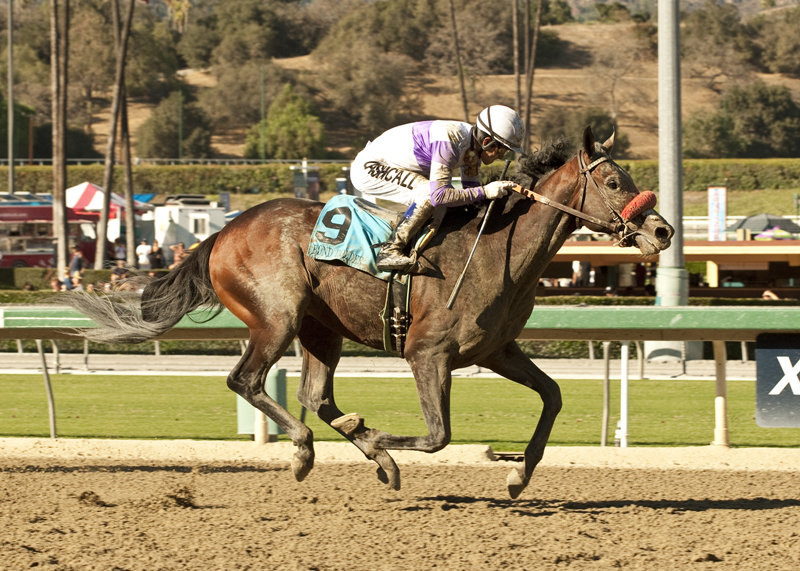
[[576, 126, 673, 256]]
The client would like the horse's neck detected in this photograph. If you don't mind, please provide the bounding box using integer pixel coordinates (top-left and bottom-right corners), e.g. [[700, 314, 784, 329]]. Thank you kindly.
[[507, 170, 580, 283]]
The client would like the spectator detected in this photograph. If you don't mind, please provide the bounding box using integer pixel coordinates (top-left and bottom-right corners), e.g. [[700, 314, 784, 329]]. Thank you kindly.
[[61, 267, 73, 291], [71, 272, 85, 291], [110, 259, 129, 283], [169, 242, 186, 270], [50, 277, 62, 292], [68, 248, 85, 276], [22, 282, 37, 291], [148, 240, 165, 269], [114, 239, 126, 261], [135, 239, 152, 270], [762, 289, 780, 300]]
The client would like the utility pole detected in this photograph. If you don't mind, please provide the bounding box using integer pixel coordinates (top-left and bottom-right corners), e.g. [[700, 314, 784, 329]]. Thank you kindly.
[[512, 0, 521, 114], [7, 0, 14, 194], [449, 0, 469, 122], [649, 0, 690, 361]]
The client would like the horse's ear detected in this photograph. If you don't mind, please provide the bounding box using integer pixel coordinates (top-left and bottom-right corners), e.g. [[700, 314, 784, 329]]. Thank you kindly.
[[602, 130, 616, 154], [582, 125, 595, 156]]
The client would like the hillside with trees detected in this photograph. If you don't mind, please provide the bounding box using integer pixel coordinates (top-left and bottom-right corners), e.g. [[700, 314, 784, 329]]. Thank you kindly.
[[2, 0, 800, 162]]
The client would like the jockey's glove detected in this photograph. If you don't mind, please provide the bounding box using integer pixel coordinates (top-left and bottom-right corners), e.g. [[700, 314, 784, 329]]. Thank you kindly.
[[483, 180, 515, 200]]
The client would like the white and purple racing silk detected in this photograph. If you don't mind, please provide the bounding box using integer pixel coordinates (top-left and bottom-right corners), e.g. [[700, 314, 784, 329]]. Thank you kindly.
[[358, 120, 484, 207]]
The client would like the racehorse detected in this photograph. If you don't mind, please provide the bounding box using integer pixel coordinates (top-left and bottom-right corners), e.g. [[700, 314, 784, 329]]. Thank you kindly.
[[67, 127, 673, 498]]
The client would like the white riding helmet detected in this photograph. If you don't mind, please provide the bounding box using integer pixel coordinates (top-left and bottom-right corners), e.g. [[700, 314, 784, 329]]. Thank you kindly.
[[475, 105, 526, 155]]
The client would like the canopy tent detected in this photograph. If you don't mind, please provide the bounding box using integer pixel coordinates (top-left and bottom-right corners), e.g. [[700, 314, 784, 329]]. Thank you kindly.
[[726, 213, 800, 234], [754, 226, 794, 240], [66, 182, 152, 218]]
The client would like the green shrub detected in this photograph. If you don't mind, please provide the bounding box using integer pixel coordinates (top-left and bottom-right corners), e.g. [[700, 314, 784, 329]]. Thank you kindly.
[[3, 159, 800, 198]]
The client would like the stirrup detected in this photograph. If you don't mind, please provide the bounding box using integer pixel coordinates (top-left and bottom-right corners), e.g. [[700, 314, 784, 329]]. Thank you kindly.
[[376, 252, 415, 273]]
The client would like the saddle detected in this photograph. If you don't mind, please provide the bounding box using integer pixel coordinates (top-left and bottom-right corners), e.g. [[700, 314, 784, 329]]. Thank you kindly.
[[307, 195, 416, 355]]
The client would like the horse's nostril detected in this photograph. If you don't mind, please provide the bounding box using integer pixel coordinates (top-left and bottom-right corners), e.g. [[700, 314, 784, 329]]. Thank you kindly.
[[655, 226, 671, 241]]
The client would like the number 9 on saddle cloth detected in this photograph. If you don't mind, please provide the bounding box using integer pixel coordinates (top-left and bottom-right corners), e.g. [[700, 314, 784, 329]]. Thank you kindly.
[[307, 194, 425, 282], [308, 194, 423, 354]]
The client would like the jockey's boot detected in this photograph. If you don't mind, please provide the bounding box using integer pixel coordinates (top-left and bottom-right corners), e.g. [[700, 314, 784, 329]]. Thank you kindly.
[[376, 200, 434, 274]]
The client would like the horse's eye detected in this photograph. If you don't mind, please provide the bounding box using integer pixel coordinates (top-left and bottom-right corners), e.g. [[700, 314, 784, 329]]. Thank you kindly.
[[607, 180, 619, 190]]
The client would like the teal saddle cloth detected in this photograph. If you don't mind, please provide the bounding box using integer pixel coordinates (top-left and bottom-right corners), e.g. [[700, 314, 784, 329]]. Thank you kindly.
[[306, 195, 401, 281]]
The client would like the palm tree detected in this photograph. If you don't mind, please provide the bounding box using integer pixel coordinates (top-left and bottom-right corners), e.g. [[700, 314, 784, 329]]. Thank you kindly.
[[95, 0, 137, 269], [50, 0, 69, 279]]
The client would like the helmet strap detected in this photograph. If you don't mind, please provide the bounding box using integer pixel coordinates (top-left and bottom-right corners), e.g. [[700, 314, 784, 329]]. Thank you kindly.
[[471, 126, 498, 153]]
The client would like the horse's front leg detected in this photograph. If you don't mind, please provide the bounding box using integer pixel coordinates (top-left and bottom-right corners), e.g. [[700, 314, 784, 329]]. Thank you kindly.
[[478, 341, 563, 499], [367, 354, 453, 453]]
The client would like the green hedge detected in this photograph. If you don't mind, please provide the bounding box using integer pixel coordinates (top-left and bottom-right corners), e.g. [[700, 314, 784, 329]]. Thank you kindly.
[[3, 158, 800, 198], [620, 158, 800, 192], [0, 163, 351, 198]]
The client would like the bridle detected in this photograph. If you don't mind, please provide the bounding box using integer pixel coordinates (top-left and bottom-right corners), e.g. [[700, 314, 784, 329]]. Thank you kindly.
[[511, 149, 656, 247]]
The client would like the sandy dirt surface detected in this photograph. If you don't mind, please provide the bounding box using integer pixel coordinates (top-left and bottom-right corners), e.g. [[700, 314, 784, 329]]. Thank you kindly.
[[1, 439, 799, 569]]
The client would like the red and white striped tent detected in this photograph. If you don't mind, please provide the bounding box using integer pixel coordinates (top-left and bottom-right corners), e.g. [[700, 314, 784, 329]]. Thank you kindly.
[[66, 182, 151, 218]]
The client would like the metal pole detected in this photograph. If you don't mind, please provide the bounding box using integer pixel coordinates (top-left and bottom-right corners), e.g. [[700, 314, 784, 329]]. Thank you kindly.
[[178, 90, 183, 160], [265, 366, 286, 441], [36, 340, 57, 439], [7, 0, 15, 194], [649, 0, 689, 361], [619, 341, 630, 448], [601, 341, 610, 446], [259, 65, 266, 161], [711, 340, 730, 447]]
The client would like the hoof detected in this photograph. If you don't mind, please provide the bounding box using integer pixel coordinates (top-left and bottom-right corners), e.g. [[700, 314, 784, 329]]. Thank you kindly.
[[506, 467, 527, 499], [376, 466, 401, 491], [331, 412, 364, 436], [291, 445, 314, 482]]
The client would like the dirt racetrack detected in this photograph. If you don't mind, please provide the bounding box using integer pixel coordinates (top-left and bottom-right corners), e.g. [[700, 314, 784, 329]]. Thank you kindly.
[[1, 439, 799, 570]]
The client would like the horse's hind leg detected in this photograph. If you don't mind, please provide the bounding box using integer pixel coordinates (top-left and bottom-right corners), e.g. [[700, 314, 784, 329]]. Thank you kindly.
[[478, 341, 562, 499], [228, 327, 315, 482], [296, 318, 401, 490]]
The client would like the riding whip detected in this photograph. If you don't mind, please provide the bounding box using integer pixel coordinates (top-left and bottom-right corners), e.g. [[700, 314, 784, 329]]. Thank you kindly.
[[446, 159, 512, 310]]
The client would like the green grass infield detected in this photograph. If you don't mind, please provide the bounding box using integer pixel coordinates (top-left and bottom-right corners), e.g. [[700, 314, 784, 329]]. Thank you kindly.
[[1, 374, 798, 450]]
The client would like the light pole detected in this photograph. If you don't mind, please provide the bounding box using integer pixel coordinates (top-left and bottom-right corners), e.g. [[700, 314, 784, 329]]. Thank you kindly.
[[7, 0, 15, 194], [648, 0, 691, 362]]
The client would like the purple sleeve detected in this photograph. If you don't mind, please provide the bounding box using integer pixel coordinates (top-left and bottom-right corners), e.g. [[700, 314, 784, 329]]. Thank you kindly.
[[427, 140, 485, 207]]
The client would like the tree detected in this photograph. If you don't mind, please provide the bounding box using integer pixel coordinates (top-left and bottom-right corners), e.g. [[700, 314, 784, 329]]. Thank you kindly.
[[175, 0, 219, 68], [50, 0, 69, 279], [315, 39, 420, 132], [96, 0, 136, 269], [681, 0, 756, 93], [316, 0, 437, 64], [683, 82, 800, 158], [67, 1, 116, 135], [135, 90, 212, 158], [243, 84, 326, 160], [750, 7, 800, 78], [589, 22, 655, 128], [199, 59, 291, 127], [595, 2, 632, 23], [537, 107, 632, 158], [125, 13, 182, 101], [541, 0, 573, 25], [424, 0, 508, 77]]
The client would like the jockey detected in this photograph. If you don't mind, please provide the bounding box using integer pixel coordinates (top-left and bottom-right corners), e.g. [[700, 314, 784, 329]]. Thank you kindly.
[[350, 105, 526, 274]]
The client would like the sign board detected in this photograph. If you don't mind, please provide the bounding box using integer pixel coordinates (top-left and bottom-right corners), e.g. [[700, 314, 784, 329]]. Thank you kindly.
[[707, 186, 727, 241], [755, 334, 800, 427]]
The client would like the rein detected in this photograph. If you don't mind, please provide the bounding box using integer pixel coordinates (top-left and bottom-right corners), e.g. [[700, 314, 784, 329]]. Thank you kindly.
[[510, 183, 620, 233], [511, 150, 657, 245]]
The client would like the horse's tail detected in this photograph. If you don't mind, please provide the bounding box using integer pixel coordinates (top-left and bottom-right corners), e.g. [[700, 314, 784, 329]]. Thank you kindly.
[[65, 234, 222, 344]]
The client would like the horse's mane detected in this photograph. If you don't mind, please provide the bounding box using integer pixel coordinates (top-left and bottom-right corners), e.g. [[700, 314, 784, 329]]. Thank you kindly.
[[512, 136, 573, 190]]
